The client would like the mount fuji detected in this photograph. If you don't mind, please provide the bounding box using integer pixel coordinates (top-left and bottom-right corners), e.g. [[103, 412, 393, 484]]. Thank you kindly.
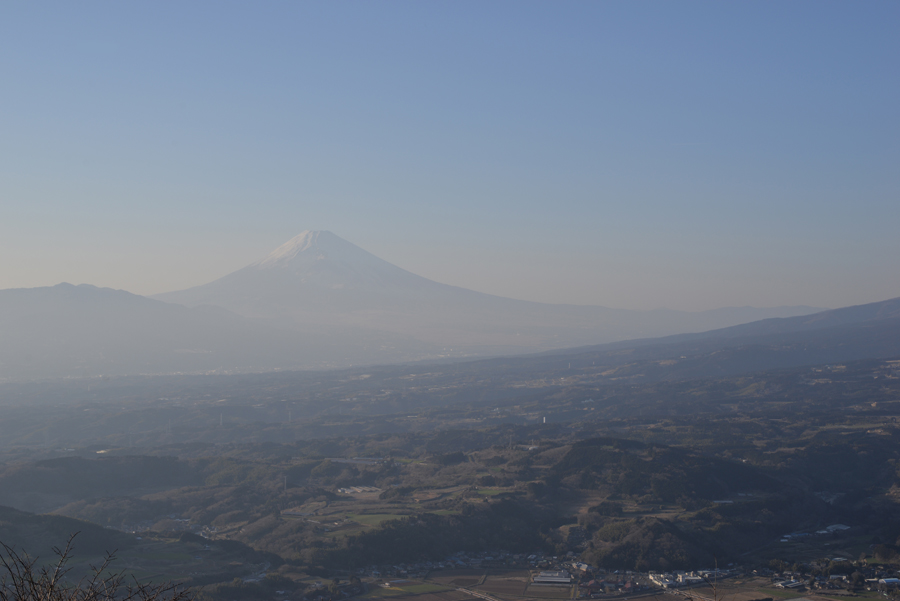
[[152, 231, 821, 355]]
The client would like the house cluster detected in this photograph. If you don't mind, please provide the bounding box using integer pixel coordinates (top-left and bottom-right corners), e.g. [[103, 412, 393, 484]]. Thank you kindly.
[[648, 569, 730, 589], [359, 550, 558, 579], [326, 457, 385, 466], [773, 579, 805, 589], [853, 566, 900, 592], [767, 560, 900, 594], [578, 575, 648, 598], [356, 551, 664, 599], [357, 551, 619, 582], [335, 486, 381, 494], [540, 561, 655, 597]]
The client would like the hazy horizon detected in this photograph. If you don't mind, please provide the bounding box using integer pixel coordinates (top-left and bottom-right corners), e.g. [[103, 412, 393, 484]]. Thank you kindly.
[[3, 4, 900, 581], [59, 229, 834, 312], [2, 2, 899, 312], [2, 228, 836, 313]]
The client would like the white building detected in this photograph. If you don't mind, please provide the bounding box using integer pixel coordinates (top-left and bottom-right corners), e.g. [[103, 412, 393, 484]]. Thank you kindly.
[[533, 571, 572, 585]]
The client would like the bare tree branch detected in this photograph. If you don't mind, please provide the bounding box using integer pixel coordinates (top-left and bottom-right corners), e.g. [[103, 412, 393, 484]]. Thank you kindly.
[[0, 534, 193, 601]]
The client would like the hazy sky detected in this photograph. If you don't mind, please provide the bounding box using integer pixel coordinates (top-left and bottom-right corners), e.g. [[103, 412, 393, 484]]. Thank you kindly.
[[1, 2, 898, 311]]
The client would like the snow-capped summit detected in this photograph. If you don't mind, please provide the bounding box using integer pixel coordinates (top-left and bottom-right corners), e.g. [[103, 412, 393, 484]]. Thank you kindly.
[[254, 230, 322, 268], [152, 230, 439, 318], [252, 230, 379, 267], [249, 230, 419, 285]]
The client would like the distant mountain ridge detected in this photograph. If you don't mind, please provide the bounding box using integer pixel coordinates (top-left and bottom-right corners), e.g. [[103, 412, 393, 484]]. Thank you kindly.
[[0, 283, 436, 381], [151, 230, 822, 352], [519, 295, 900, 382], [0, 231, 851, 381], [592, 294, 900, 349], [153, 230, 453, 318]]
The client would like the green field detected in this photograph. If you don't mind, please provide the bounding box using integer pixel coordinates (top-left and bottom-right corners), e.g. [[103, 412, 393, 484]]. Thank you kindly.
[[361, 582, 450, 598], [364, 586, 408, 597], [397, 583, 451, 593], [347, 513, 407, 526]]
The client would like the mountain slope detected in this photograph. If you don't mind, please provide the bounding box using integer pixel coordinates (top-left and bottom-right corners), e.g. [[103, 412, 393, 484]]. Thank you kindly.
[[152, 231, 822, 352], [0, 504, 136, 558], [153, 231, 444, 317], [0, 283, 436, 381], [642, 295, 900, 344], [504, 296, 900, 381]]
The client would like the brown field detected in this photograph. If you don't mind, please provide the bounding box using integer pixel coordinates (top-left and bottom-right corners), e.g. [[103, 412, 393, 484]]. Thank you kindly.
[[728, 590, 799, 601], [485, 572, 531, 580], [475, 579, 528, 597], [430, 570, 487, 587], [362, 584, 472, 601], [413, 491, 446, 502], [644, 595, 681, 601], [393, 593, 472, 601], [450, 579, 482, 587], [684, 580, 818, 601], [522, 584, 573, 599]]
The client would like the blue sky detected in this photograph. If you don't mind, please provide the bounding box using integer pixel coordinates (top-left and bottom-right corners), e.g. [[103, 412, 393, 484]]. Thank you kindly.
[[1, 1, 897, 311]]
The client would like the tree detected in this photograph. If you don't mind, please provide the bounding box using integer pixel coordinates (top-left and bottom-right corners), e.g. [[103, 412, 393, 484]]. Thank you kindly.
[[0, 535, 193, 601]]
